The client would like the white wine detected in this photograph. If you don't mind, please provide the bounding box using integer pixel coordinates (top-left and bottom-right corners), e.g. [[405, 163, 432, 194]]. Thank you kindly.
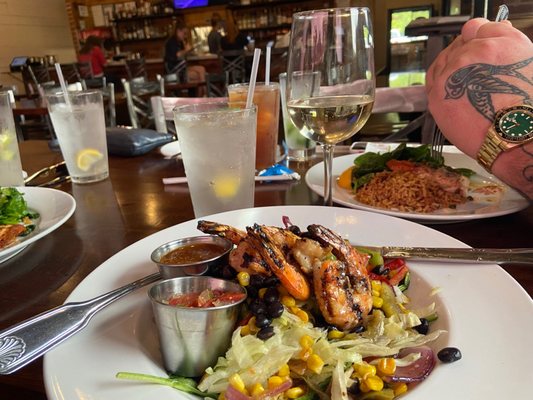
[[287, 95, 374, 145]]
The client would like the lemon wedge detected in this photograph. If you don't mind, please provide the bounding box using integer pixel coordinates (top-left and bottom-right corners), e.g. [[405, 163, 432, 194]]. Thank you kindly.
[[212, 175, 240, 198], [76, 148, 103, 171]]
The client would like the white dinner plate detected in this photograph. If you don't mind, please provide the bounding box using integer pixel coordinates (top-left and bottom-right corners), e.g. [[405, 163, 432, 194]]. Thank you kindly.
[[0, 186, 76, 263], [159, 141, 181, 158], [43, 206, 532, 399], [305, 152, 529, 223]]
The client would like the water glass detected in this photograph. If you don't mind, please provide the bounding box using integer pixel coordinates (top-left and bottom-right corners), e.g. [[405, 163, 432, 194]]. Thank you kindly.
[[173, 101, 257, 218], [227, 83, 280, 171], [278, 72, 316, 161], [46, 90, 109, 184], [0, 91, 24, 187]]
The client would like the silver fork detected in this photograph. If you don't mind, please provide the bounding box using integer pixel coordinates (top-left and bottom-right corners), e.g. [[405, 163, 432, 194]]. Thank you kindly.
[[430, 126, 445, 161]]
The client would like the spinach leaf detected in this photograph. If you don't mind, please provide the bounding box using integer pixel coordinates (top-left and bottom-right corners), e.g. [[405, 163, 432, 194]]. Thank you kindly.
[[0, 188, 28, 225]]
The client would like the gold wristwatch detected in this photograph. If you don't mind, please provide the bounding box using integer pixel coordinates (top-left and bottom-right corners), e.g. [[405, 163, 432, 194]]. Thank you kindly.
[[477, 104, 533, 172]]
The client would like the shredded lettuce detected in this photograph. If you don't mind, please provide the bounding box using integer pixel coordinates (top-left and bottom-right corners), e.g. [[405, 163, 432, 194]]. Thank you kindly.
[[198, 304, 445, 395]]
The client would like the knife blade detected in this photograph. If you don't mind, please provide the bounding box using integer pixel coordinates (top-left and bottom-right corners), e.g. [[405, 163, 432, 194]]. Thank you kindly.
[[360, 247, 533, 265]]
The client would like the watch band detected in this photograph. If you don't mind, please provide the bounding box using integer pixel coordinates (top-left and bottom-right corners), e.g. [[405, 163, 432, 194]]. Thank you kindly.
[[477, 127, 507, 172]]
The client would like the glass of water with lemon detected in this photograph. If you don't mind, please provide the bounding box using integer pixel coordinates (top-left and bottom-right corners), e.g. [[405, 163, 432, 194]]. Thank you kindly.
[[173, 101, 257, 218], [46, 91, 109, 184]]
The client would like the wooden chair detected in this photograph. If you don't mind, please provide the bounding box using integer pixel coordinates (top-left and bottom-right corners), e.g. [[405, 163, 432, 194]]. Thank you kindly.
[[125, 58, 148, 80], [220, 50, 246, 84], [76, 61, 106, 89], [60, 63, 86, 90], [21, 65, 54, 96], [205, 72, 228, 97]]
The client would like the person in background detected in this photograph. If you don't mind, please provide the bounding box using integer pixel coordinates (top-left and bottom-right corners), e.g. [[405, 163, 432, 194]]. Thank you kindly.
[[164, 22, 192, 73], [78, 36, 107, 78], [208, 13, 223, 54], [426, 18, 533, 199]]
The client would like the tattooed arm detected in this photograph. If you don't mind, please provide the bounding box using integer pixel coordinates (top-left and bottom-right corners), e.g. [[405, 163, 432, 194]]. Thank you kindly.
[[426, 18, 533, 199]]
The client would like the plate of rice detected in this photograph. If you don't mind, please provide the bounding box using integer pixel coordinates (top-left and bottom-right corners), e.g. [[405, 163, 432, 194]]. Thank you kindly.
[[305, 145, 529, 223]]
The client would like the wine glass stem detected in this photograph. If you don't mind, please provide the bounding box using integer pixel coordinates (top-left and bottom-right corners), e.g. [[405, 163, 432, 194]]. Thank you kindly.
[[322, 144, 334, 206]]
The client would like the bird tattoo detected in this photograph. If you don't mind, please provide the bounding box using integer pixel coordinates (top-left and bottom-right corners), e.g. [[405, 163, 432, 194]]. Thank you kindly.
[[445, 57, 533, 122]]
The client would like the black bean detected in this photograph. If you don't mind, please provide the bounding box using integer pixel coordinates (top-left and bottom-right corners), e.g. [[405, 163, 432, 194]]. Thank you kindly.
[[266, 301, 284, 318], [352, 325, 365, 334], [371, 265, 390, 276], [249, 299, 266, 316], [414, 318, 429, 335], [263, 275, 279, 287], [288, 225, 302, 236], [249, 274, 265, 288], [254, 313, 272, 328], [437, 347, 462, 363], [347, 379, 360, 395], [246, 286, 258, 299], [257, 326, 275, 340], [263, 287, 279, 304]]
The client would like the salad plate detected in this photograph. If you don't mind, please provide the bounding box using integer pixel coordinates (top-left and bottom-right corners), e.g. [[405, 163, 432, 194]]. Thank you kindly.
[[0, 186, 76, 264], [43, 206, 533, 400], [305, 152, 529, 223]]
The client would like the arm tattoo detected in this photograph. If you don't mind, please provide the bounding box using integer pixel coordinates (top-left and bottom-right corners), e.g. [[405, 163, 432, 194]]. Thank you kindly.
[[445, 57, 533, 122]]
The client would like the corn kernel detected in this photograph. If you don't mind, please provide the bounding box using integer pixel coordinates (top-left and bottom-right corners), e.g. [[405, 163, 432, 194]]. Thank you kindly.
[[285, 386, 306, 399], [307, 354, 325, 374], [237, 271, 250, 287], [281, 295, 296, 307], [218, 392, 226, 400], [327, 329, 345, 340], [359, 380, 371, 393], [247, 317, 259, 333], [398, 303, 408, 313], [299, 335, 314, 349], [268, 376, 285, 389], [393, 382, 408, 396], [229, 373, 247, 394], [258, 288, 268, 298], [353, 362, 376, 378], [278, 364, 290, 377], [290, 306, 300, 315], [372, 296, 384, 308], [363, 375, 384, 392], [296, 309, 309, 322], [249, 383, 265, 397], [240, 325, 251, 336], [372, 289, 381, 297], [371, 280, 382, 293], [377, 358, 396, 376]]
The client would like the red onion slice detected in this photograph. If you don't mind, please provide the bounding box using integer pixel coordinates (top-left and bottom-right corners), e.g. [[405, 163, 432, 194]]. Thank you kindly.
[[383, 346, 436, 383]]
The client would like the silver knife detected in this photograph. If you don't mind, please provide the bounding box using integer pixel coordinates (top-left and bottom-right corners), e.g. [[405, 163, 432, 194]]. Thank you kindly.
[[361, 247, 533, 265]]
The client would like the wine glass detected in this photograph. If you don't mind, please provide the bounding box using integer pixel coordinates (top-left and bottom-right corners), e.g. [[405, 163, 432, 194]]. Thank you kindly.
[[286, 7, 375, 206]]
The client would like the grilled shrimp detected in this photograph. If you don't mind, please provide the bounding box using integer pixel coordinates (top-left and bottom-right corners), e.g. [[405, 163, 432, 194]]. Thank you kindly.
[[197, 220, 269, 275], [307, 224, 372, 329], [247, 224, 311, 301]]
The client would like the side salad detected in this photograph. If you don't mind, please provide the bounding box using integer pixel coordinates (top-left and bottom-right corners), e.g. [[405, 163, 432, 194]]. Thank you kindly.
[[117, 221, 456, 400], [0, 187, 39, 249]]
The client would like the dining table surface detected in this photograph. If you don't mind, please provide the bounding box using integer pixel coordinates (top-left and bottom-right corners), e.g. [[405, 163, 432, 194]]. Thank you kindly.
[[1, 139, 532, 400]]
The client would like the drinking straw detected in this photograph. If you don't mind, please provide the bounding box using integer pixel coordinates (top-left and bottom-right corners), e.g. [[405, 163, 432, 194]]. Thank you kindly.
[[54, 63, 71, 108], [265, 45, 271, 85], [246, 48, 262, 109]]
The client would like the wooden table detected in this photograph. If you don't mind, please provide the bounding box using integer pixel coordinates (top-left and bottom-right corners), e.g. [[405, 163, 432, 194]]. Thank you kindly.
[[1, 140, 531, 399]]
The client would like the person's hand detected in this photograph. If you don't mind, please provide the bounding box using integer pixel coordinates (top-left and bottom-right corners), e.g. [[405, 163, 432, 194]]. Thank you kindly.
[[426, 18, 533, 158]]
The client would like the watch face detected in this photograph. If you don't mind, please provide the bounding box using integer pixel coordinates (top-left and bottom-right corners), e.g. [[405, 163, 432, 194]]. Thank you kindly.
[[496, 105, 533, 142]]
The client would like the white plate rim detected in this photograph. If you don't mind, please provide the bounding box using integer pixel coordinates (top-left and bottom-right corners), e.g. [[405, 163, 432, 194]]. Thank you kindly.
[[0, 186, 76, 262], [42, 205, 533, 400], [305, 153, 529, 223]]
